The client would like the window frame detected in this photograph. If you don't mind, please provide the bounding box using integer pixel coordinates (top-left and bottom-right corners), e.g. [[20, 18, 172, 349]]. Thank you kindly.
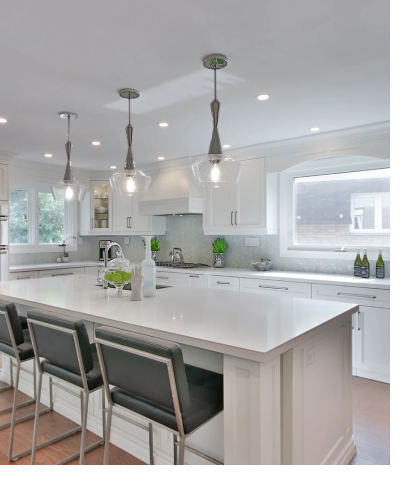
[[279, 159, 390, 261], [350, 192, 390, 234], [9, 182, 78, 254]]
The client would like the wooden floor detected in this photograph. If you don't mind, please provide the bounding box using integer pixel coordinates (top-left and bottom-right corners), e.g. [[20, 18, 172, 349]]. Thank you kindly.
[[0, 376, 389, 465]]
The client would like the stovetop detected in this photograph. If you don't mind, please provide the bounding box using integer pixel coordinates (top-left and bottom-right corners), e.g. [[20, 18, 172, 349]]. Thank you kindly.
[[155, 261, 210, 269]]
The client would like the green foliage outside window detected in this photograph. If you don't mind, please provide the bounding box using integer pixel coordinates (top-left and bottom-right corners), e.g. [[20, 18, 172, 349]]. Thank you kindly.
[[38, 192, 65, 243], [9, 189, 29, 244]]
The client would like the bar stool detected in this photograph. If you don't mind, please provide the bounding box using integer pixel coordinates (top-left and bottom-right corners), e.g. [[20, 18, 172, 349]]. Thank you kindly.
[[95, 326, 224, 465], [0, 301, 52, 461], [27, 309, 106, 465]]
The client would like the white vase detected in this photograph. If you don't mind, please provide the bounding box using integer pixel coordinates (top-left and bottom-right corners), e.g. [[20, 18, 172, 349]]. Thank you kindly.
[[142, 236, 156, 298]]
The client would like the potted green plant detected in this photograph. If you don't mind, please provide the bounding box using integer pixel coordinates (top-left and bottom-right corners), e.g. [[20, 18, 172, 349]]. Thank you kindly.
[[143, 237, 161, 261], [62, 252, 70, 263], [212, 238, 228, 268]]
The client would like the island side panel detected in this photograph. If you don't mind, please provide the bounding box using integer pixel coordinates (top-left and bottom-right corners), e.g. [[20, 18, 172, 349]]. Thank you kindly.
[[283, 316, 356, 465], [223, 354, 281, 465]]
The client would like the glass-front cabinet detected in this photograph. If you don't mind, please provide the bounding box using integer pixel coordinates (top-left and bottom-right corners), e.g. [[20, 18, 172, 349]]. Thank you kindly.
[[90, 181, 112, 233]]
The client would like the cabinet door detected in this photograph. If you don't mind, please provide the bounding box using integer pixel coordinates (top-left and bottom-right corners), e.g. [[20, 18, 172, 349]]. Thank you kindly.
[[188, 274, 204, 288], [235, 158, 266, 230], [355, 307, 390, 383], [204, 185, 235, 230], [91, 182, 112, 233], [8, 271, 39, 280], [0, 164, 9, 201], [156, 271, 189, 287], [130, 195, 151, 232], [208, 275, 240, 291], [112, 194, 133, 232], [38, 268, 85, 278], [240, 278, 311, 299]]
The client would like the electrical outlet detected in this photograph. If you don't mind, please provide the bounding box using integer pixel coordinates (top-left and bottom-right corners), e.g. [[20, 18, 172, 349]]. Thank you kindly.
[[78, 237, 83, 245], [124, 237, 130, 245], [245, 237, 259, 247], [307, 348, 317, 365]]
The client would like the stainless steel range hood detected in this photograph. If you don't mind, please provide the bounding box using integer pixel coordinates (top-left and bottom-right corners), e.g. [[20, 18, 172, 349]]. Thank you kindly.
[[138, 165, 203, 216]]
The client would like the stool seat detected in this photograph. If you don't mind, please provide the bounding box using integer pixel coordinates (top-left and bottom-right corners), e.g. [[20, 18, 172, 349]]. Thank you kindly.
[[0, 329, 34, 361], [111, 364, 223, 434], [41, 344, 103, 391]]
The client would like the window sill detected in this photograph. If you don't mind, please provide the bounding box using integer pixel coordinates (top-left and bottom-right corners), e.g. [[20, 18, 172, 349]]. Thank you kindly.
[[280, 246, 390, 261], [9, 244, 77, 255]]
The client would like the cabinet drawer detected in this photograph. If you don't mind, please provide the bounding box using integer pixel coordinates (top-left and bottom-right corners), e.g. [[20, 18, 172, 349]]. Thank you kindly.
[[240, 278, 311, 298], [156, 271, 188, 287], [9, 271, 39, 281], [188, 274, 205, 288], [38, 267, 85, 278], [312, 284, 390, 308], [208, 275, 240, 291]]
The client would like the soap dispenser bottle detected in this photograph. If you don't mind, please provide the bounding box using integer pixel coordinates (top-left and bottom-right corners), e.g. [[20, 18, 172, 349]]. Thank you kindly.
[[142, 236, 156, 297]]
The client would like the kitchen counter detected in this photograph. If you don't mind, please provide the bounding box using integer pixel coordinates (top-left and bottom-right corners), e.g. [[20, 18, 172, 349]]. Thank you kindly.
[[0, 275, 357, 465], [9, 262, 390, 289]]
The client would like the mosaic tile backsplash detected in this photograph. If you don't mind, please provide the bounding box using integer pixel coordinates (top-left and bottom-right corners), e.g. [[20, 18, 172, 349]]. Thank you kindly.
[[9, 215, 389, 277]]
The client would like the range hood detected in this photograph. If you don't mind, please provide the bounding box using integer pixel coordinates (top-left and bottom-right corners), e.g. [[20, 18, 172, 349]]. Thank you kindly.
[[138, 165, 203, 216]]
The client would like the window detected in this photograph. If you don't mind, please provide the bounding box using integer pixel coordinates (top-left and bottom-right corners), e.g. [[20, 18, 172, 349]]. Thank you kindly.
[[280, 162, 390, 260], [9, 182, 77, 254]]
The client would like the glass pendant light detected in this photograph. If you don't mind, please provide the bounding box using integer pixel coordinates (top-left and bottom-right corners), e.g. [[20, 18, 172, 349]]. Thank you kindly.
[[191, 54, 242, 187], [109, 89, 151, 197], [52, 112, 86, 202]]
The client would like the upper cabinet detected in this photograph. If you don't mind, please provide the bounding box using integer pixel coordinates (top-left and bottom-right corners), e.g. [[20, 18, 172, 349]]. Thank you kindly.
[[203, 158, 278, 235], [0, 163, 9, 202], [79, 180, 166, 236]]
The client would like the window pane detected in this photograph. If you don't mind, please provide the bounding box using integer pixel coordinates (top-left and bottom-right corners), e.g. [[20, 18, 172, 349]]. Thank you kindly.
[[382, 196, 390, 229], [38, 192, 65, 244], [9, 190, 29, 244], [294, 168, 390, 247]]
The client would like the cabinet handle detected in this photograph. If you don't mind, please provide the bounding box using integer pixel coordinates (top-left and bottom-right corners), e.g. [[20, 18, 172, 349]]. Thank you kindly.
[[129, 216, 132, 228], [231, 211, 233, 225], [337, 292, 376, 299], [235, 211, 238, 225], [217, 281, 230, 285], [91, 218, 94, 229], [17, 276, 31, 280], [157, 276, 169, 279], [126, 217, 128, 228], [259, 285, 288, 291], [189, 275, 200, 278], [357, 311, 361, 330], [51, 273, 74, 276]]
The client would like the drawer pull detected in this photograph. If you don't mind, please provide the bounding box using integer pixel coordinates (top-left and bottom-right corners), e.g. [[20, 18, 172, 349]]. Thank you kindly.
[[217, 281, 230, 285], [231, 211, 233, 225], [259, 285, 288, 291], [189, 275, 200, 278], [17, 276, 32, 280], [157, 276, 169, 279], [337, 292, 376, 299], [51, 273, 74, 276]]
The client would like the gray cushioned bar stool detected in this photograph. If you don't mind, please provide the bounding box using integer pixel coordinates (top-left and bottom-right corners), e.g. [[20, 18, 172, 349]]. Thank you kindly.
[[27, 309, 106, 465], [0, 301, 52, 461], [95, 326, 224, 465]]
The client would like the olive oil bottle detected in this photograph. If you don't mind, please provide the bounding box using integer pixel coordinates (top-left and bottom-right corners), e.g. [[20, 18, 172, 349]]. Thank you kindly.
[[376, 248, 385, 278], [360, 249, 370, 278], [354, 249, 362, 277]]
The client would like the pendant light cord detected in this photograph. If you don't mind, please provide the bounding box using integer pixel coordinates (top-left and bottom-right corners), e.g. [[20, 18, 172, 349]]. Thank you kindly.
[[128, 93, 131, 125], [67, 114, 71, 142], [214, 58, 217, 99]]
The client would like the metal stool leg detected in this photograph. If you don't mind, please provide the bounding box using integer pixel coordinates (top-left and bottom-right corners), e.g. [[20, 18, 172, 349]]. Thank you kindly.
[[178, 437, 185, 465], [173, 434, 178, 465], [31, 372, 43, 465], [148, 422, 154, 465], [79, 391, 89, 465], [103, 403, 113, 465], [7, 363, 20, 461]]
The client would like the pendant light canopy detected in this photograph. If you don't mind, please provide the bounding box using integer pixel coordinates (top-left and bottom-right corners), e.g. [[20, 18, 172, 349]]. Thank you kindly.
[[109, 89, 151, 197], [52, 112, 86, 202], [191, 54, 242, 187]]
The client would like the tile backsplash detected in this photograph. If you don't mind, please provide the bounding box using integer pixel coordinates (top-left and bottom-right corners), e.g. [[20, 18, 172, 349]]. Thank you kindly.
[[9, 214, 389, 277]]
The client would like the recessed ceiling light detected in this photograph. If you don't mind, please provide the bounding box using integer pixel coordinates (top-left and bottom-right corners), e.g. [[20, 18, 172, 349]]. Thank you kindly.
[[110, 166, 117, 169], [44, 154, 52, 158], [0, 118, 7, 123], [91, 141, 101, 146], [158, 122, 169, 127], [256, 94, 269, 101], [310, 127, 320, 132], [223, 144, 231, 148], [158, 156, 165, 160]]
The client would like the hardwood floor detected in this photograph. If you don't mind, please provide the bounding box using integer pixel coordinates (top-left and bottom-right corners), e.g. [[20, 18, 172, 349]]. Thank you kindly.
[[0, 376, 389, 465]]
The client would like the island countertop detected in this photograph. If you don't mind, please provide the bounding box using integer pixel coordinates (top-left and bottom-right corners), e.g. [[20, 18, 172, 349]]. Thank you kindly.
[[0, 275, 358, 362]]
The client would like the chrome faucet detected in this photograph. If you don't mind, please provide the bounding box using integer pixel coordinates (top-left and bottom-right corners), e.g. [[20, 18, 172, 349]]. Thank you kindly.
[[102, 241, 123, 289]]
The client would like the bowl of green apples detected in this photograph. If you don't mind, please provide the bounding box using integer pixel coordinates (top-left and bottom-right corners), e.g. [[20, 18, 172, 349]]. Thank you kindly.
[[100, 250, 132, 296]]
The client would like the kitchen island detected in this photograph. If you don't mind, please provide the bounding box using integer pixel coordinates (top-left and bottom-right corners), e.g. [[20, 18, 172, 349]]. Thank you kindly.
[[0, 275, 358, 465]]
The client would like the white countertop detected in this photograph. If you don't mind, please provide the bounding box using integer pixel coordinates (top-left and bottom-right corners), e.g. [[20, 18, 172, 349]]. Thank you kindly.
[[9, 262, 390, 289], [0, 275, 358, 362]]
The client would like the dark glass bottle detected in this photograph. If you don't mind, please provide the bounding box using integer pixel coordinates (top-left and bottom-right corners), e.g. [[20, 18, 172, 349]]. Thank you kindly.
[[360, 249, 370, 278], [354, 249, 362, 277], [376, 249, 385, 278]]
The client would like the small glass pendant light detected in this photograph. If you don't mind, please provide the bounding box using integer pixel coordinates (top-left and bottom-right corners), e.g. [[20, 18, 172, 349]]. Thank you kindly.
[[191, 54, 242, 187], [109, 89, 151, 197], [52, 112, 86, 202]]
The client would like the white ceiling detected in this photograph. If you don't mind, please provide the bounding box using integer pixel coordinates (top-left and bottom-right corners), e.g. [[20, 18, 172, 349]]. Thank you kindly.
[[0, 0, 389, 172]]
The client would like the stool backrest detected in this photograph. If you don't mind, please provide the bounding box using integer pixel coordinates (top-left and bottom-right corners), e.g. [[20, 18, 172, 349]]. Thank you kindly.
[[0, 301, 24, 346], [95, 326, 191, 413], [27, 309, 94, 374]]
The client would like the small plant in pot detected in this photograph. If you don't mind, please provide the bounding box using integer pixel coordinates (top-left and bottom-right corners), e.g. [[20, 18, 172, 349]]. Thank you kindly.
[[212, 238, 228, 268], [62, 252, 70, 263], [143, 237, 160, 261]]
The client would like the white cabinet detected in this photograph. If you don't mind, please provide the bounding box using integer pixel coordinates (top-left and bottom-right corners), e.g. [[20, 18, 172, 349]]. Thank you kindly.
[[38, 267, 85, 278], [187, 274, 205, 288], [203, 158, 278, 235], [156, 271, 205, 287], [312, 283, 390, 383], [208, 275, 240, 291], [240, 278, 311, 299], [91, 182, 112, 233], [8, 271, 39, 280], [0, 164, 8, 202]]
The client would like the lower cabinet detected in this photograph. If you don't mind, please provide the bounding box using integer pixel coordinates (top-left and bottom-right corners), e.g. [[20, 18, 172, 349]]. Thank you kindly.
[[156, 271, 205, 288], [38, 268, 85, 278], [240, 277, 311, 299], [8, 271, 39, 280], [207, 275, 240, 291]]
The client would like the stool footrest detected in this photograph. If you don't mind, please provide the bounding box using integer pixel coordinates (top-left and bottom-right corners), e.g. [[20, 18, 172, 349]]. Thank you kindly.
[[0, 398, 35, 417], [0, 404, 48, 431], [56, 438, 104, 465]]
